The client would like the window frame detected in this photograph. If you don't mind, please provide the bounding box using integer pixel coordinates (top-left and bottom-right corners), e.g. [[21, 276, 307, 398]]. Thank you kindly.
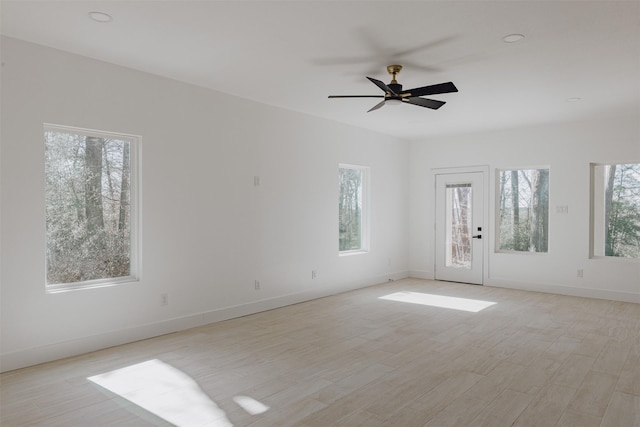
[[495, 166, 550, 255], [44, 123, 141, 293], [589, 162, 640, 261], [338, 163, 370, 256]]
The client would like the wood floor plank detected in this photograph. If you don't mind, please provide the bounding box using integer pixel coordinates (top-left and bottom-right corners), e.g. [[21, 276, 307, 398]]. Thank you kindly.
[[461, 360, 526, 402], [246, 398, 326, 427], [507, 357, 562, 395], [422, 395, 488, 427], [405, 370, 483, 416], [511, 384, 576, 427], [468, 388, 534, 427], [566, 370, 618, 417], [592, 339, 631, 374], [615, 353, 640, 396], [599, 391, 640, 427], [550, 353, 596, 388], [329, 409, 385, 427], [555, 409, 602, 427]]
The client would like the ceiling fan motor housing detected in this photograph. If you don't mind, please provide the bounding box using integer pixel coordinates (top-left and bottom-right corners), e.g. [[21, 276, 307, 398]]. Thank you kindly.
[[387, 83, 403, 98]]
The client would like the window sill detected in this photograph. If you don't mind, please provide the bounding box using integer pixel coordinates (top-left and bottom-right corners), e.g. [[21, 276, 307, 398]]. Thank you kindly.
[[589, 255, 640, 263], [46, 276, 138, 294], [339, 250, 369, 257], [494, 250, 548, 256]]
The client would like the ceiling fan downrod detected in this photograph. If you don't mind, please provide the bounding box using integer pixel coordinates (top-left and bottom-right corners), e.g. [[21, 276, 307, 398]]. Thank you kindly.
[[386, 64, 404, 94]]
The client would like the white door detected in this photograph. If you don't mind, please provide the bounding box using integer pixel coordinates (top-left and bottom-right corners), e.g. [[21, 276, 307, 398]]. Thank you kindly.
[[435, 172, 484, 285]]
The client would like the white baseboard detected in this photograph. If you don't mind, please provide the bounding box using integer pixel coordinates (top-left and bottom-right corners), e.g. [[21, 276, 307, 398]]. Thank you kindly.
[[389, 270, 411, 281], [486, 277, 640, 303], [405, 272, 638, 303], [0, 272, 410, 373], [408, 270, 434, 280]]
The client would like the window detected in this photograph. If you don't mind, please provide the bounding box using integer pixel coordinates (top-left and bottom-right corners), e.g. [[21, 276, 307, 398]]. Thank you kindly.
[[591, 163, 640, 259], [497, 168, 549, 253], [44, 124, 139, 290], [339, 164, 368, 253], [445, 183, 472, 268]]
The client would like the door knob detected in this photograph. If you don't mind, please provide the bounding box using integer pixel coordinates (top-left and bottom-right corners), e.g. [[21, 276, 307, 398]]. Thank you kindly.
[[472, 234, 482, 239]]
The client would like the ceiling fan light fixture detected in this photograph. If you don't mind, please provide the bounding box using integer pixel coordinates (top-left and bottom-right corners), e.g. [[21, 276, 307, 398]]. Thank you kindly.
[[386, 99, 403, 107], [502, 34, 525, 43]]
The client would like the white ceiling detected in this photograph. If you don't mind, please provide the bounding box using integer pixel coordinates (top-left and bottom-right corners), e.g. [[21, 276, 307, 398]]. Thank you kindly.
[[2, 0, 639, 140]]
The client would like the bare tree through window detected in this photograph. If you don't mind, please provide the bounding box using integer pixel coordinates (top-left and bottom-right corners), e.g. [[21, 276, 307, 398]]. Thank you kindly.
[[45, 126, 137, 286], [498, 169, 549, 253], [445, 184, 472, 268], [339, 165, 367, 252], [594, 163, 640, 258]]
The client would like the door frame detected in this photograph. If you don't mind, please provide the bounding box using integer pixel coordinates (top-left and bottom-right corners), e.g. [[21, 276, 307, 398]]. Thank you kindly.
[[432, 165, 490, 285]]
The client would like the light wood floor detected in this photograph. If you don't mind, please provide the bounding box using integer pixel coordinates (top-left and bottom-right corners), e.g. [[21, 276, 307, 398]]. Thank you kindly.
[[1, 279, 639, 426]]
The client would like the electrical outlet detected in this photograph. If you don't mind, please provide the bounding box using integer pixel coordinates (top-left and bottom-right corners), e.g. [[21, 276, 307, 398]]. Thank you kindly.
[[254, 280, 260, 290], [577, 269, 584, 278], [160, 293, 169, 306], [311, 270, 317, 279]]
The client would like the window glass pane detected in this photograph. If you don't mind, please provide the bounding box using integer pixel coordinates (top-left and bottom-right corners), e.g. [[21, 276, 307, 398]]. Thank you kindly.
[[497, 169, 549, 253], [445, 184, 472, 268], [592, 163, 640, 258], [45, 126, 136, 286], [339, 166, 366, 252]]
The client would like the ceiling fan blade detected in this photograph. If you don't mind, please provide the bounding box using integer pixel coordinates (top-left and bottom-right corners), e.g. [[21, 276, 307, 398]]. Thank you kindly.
[[367, 100, 386, 112], [367, 77, 398, 96], [401, 82, 458, 97], [393, 36, 458, 58], [404, 97, 446, 110], [328, 95, 385, 98]]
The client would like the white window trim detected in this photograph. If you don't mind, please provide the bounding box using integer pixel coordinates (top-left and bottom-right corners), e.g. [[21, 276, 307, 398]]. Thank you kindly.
[[44, 124, 141, 293], [338, 163, 370, 256]]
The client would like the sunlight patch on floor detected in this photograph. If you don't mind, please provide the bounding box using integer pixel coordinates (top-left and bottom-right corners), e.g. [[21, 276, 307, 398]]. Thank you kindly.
[[379, 291, 497, 312], [233, 395, 270, 415], [88, 359, 233, 427]]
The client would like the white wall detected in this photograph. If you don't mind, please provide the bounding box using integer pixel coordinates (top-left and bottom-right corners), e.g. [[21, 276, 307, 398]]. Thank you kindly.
[[409, 113, 640, 303], [0, 37, 410, 372]]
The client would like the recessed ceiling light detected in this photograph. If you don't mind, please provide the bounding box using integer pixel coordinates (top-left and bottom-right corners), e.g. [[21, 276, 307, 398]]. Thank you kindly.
[[566, 97, 581, 102], [88, 11, 112, 23], [502, 34, 525, 43]]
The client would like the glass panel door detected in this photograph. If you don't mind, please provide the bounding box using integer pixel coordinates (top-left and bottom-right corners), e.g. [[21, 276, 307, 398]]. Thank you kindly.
[[435, 172, 484, 285]]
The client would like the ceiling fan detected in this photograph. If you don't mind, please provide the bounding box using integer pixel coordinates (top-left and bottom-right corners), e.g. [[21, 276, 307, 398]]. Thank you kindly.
[[328, 65, 458, 112]]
